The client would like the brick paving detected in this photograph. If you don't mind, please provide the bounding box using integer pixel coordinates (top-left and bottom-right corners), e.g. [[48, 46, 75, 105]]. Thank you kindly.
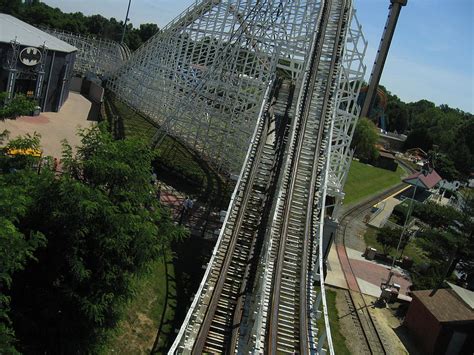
[[350, 258, 411, 295], [336, 244, 360, 292], [334, 243, 412, 297], [0, 93, 94, 158]]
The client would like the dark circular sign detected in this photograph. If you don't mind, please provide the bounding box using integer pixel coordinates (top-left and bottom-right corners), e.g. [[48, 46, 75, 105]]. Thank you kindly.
[[19, 47, 42, 66]]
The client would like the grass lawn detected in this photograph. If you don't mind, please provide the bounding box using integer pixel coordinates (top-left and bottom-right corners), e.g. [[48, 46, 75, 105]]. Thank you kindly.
[[343, 160, 405, 205], [317, 289, 351, 354], [99, 250, 176, 354], [364, 226, 429, 265]]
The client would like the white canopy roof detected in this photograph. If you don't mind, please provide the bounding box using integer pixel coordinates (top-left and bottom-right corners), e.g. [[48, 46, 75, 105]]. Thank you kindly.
[[0, 13, 77, 53]]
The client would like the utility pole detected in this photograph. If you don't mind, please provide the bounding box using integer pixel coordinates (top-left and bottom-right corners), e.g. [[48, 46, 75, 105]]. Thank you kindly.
[[121, 0, 132, 44], [360, 0, 407, 118]]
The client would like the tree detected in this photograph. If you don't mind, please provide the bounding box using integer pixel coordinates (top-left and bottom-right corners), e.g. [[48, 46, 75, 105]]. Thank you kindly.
[[376, 226, 406, 255], [0, 132, 42, 172], [351, 117, 379, 162], [411, 198, 474, 290], [9, 126, 186, 353], [431, 152, 461, 182], [0, 93, 37, 120], [413, 201, 461, 229], [137, 23, 159, 43], [1, 1, 160, 52], [0, 134, 46, 354]]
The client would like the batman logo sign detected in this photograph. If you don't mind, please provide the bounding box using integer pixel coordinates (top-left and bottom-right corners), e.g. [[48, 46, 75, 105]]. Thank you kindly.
[[19, 47, 42, 66]]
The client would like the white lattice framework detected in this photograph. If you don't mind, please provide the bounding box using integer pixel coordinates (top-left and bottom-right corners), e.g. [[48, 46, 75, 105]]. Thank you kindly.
[[43, 28, 131, 76], [327, 8, 367, 213], [107, 0, 323, 174]]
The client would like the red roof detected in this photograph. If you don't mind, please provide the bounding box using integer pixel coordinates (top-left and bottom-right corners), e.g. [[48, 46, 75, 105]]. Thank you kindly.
[[403, 169, 442, 189]]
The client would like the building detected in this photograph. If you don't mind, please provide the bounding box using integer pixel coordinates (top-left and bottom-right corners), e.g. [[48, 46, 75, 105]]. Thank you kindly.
[[403, 169, 442, 190], [0, 13, 77, 112], [404, 284, 474, 354], [376, 148, 398, 171]]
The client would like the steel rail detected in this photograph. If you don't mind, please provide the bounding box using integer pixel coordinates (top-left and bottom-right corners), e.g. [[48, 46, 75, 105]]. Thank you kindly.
[[192, 95, 272, 352], [305, 1, 350, 353], [267, 1, 333, 348], [340, 215, 387, 355], [192, 80, 293, 353], [168, 81, 273, 353], [266, 0, 349, 352]]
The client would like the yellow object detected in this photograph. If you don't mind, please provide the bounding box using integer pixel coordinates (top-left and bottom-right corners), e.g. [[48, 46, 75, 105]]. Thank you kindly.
[[7, 148, 42, 157]]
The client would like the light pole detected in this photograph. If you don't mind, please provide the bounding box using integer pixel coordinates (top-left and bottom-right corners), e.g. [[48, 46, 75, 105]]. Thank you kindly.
[[121, 0, 132, 44], [382, 164, 431, 291], [383, 182, 417, 289]]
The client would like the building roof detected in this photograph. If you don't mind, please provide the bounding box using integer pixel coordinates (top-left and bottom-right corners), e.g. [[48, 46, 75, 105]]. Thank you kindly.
[[447, 282, 474, 310], [412, 289, 474, 323], [403, 169, 442, 189], [378, 150, 396, 160], [0, 13, 76, 53]]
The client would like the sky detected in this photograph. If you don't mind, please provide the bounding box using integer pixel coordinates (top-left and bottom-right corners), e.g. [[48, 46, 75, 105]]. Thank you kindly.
[[42, 0, 474, 112]]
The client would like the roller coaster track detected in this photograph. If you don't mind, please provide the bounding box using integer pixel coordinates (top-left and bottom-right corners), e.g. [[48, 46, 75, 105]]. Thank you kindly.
[[190, 79, 293, 354], [170, 0, 354, 353], [266, 0, 348, 352]]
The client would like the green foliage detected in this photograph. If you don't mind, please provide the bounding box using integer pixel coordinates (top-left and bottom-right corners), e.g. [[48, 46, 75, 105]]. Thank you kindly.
[[385, 92, 408, 133], [413, 201, 461, 229], [376, 226, 406, 255], [5, 132, 41, 151], [106, 94, 221, 198], [0, 92, 37, 119], [410, 198, 474, 290], [0, 169, 46, 354], [404, 103, 473, 179], [351, 117, 379, 163], [0, 132, 42, 172], [2, 126, 186, 353], [0, 130, 8, 145], [0, 1, 159, 50]]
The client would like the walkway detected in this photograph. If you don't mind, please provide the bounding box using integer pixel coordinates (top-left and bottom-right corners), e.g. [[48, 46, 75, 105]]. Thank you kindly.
[[1, 93, 95, 157]]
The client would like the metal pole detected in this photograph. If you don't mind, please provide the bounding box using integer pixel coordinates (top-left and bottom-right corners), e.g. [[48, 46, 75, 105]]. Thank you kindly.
[[360, 0, 407, 118], [385, 181, 417, 287], [120, 0, 132, 44]]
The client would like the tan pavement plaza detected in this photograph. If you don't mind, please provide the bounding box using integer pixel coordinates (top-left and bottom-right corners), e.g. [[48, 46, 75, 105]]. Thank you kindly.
[[1, 93, 95, 158]]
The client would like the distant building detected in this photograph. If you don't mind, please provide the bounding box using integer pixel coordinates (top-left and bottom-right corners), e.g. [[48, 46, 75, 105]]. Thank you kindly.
[[404, 284, 474, 354], [0, 13, 77, 112], [376, 148, 398, 171], [403, 169, 442, 190]]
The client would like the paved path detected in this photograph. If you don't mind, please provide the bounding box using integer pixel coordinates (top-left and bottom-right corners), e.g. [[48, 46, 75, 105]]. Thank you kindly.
[[329, 244, 412, 298], [326, 182, 414, 298], [1, 93, 94, 157]]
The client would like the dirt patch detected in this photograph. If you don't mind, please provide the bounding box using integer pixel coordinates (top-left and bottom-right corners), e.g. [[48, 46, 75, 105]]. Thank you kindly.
[[107, 311, 157, 354], [360, 294, 407, 355], [333, 287, 369, 354], [333, 288, 421, 355]]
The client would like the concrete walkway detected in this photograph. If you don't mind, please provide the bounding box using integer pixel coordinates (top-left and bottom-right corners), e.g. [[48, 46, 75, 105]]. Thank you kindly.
[[1, 93, 94, 157], [368, 197, 402, 228], [326, 243, 412, 298]]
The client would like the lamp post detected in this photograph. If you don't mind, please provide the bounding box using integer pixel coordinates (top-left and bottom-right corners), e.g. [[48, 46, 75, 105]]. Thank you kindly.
[[383, 182, 417, 289], [121, 0, 132, 44], [382, 164, 431, 291]]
